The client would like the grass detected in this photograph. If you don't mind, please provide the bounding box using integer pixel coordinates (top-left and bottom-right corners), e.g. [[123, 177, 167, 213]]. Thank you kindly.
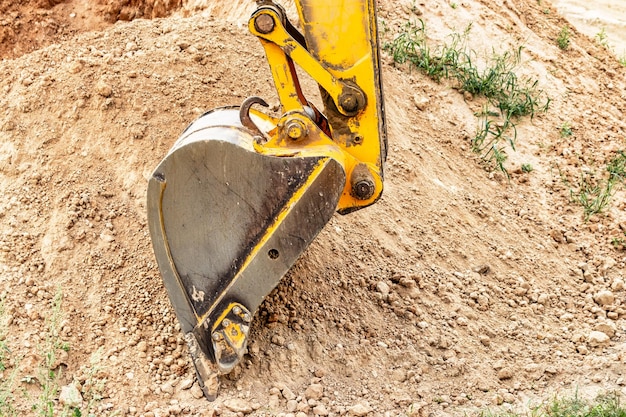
[[33, 290, 65, 417], [557, 26, 571, 50], [0, 297, 18, 417], [0, 291, 106, 416], [595, 28, 610, 49], [570, 150, 626, 220], [559, 122, 573, 138], [479, 391, 626, 417], [384, 20, 549, 176]]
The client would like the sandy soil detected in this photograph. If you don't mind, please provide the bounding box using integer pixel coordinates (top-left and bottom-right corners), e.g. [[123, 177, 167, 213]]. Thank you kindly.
[[552, 0, 626, 54], [0, 0, 625, 416]]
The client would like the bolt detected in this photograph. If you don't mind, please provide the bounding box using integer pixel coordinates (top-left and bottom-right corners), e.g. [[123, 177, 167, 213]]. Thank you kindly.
[[350, 163, 376, 200], [254, 13, 275, 34], [339, 93, 359, 113], [352, 179, 375, 200], [222, 318, 231, 328], [233, 306, 242, 315], [242, 313, 251, 323], [285, 120, 307, 140], [212, 332, 223, 341]]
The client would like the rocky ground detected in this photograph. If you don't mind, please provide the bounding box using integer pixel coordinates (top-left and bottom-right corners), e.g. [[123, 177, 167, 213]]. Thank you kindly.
[[0, 0, 625, 416]]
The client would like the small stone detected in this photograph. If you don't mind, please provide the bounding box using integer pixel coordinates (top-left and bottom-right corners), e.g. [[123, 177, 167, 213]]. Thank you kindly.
[[161, 382, 174, 394], [549, 229, 565, 243], [190, 383, 204, 399], [577, 345, 589, 355], [137, 340, 148, 352], [595, 322, 617, 338], [497, 368, 514, 380], [287, 400, 298, 412], [537, 293, 549, 305], [313, 404, 329, 416], [179, 378, 194, 390], [588, 331, 610, 347], [223, 399, 253, 414], [594, 290, 615, 306], [95, 79, 113, 98], [282, 386, 296, 400], [611, 279, 624, 291], [59, 384, 83, 408], [348, 403, 373, 416], [391, 368, 407, 382], [413, 95, 429, 111], [305, 383, 324, 400], [376, 281, 390, 298], [479, 335, 491, 347]]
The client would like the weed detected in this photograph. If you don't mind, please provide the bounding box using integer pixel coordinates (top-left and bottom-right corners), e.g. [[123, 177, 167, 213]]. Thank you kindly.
[[570, 172, 614, 220], [596, 28, 610, 49], [34, 290, 65, 417], [77, 348, 107, 415], [522, 163, 533, 173], [559, 122, 572, 137], [547, 391, 626, 417], [607, 150, 626, 182], [0, 297, 18, 417], [557, 26, 570, 50], [570, 151, 626, 220], [450, 2, 458, 9], [619, 54, 626, 67], [384, 21, 549, 175], [479, 391, 626, 417]]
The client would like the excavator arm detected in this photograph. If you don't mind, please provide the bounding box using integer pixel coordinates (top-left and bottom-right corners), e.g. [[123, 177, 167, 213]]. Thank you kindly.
[[147, 0, 386, 400]]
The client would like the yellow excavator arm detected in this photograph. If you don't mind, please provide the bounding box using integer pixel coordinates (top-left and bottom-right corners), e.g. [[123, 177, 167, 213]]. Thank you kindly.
[[147, 0, 386, 400]]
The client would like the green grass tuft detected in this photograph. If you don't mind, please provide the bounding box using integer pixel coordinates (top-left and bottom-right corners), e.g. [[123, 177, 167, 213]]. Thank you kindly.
[[384, 20, 549, 175], [570, 151, 626, 220], [557, 26, 571, 50]]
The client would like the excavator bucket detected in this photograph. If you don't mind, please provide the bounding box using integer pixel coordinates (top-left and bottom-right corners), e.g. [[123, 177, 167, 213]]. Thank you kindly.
[[146, 108, 345, 398]]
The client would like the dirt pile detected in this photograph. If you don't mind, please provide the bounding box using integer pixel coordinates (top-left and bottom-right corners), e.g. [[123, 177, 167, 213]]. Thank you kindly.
[[0, 0, 625, 416]]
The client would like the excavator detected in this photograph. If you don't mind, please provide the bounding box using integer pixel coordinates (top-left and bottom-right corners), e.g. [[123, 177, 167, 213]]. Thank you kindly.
[[147, 0, 386, 400]]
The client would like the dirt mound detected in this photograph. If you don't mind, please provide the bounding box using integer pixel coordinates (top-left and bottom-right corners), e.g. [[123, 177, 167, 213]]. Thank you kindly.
[[0, 0, 625, 416]]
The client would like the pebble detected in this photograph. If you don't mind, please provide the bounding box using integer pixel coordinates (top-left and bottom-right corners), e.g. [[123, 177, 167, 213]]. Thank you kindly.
[[59, 384, 83, 408], [497, 368, 514, 380], [287, 399, 298, 412], [223, 399, 252, 414], [313, 404, 329, 416], [179, 378, 194, 390], [595, 322, 617, 338], [376, 281, 390, 299], [95, 79, 113, 98], [594, 290, 614, 306], [282, 386, 296, 400], [190, 383, 204, 399], [160, 382, 174, 394], [348, 403, 373, 416], [611, 279, 625, 291], [305, 383, 324, 400], [588, 331, 610, 347]]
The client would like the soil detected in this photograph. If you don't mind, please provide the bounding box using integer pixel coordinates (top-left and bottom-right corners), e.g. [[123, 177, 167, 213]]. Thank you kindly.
[[0, 0, 625, 416]]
